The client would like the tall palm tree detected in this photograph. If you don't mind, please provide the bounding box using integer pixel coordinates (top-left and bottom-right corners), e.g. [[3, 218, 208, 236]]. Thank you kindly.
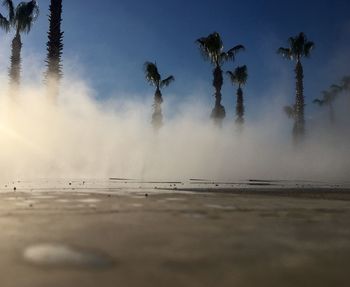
[[278, 32, 314, 143], [5, 0, 39, 95], [144, 61, 174, 130], [196, 32, 245, 126], [45, 0, 63, 102], [226, 65, 248, 129], [313, 87, 339, 124]]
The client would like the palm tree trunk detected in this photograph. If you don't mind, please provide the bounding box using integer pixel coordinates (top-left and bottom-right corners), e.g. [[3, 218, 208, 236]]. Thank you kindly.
[[9, 31, 22, 97], [45, 0, 63, 102], [152, 88, 163, 130], [294, 60, 305, 143], [211, 66, 225, 126], [235, 86, 244, 127]]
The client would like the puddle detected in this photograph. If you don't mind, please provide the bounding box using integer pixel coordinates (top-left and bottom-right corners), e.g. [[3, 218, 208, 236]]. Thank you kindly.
[[23, 243, 114, 269]]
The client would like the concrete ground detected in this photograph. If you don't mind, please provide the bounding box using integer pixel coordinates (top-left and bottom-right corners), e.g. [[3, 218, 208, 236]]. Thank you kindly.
[[0, 179, 349, 287]]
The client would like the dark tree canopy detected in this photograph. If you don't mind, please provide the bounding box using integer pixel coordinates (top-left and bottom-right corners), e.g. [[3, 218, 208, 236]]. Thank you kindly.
[[227, 65, 248, 88], [277, 32, 314, 61], [196, 32, 245, 67], [144, 62, 174, 90], [4, 0, 39, 92]]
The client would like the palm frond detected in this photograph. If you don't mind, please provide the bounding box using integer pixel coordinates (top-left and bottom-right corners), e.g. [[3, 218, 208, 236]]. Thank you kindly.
[[227, 45, 245, 55], [292, 33, 306, 56], [277, 47, 292, 60], [330, 84, 341, 90], [341, 76, 350, 90], [160, 75, 175, 88], [313, 99, 324, 106], [288, 36, 296, 49], [2, 0, 14, 21], [0, 12, 10, 31], [281, 32, 314, 60], [195, 37, 211, 62], [195, 32, 223, 66], [317, 89, 338, 105], [304, 41, 314, 57], [226, 70, 234, 79], [227, 65, 248, 86], [284, 105, 295, 118], [144, 61, 161, 87], [14, 0, 39, 34], [225, 44, 245, 61]]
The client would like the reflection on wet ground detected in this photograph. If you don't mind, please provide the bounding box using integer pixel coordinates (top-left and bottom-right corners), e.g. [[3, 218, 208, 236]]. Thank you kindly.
[[0, 179, 349, 287], [23, 243, 114, 268]]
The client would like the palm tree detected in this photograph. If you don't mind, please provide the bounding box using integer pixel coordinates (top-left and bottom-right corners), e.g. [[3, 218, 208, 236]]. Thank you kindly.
[[144, 61, 174, 130], [226, 65, 248, 129], [196, 32, 245, 126], [313, 88, 339, 124], [278, 32, 314, 143], [5, 0, 39, 95], [45, 0, 63, 102]]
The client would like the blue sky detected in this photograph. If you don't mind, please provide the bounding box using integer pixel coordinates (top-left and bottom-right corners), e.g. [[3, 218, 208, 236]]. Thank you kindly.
[[3, 0, 350, 116]]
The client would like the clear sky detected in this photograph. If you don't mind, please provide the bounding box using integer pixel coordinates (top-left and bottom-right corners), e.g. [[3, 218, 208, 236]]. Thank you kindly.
[[3, 0, 350, 117]]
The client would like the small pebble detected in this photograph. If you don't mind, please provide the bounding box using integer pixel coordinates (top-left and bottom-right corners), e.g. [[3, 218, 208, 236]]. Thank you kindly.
[[145, 193, 148, 197], [14, 187, 17, 191]]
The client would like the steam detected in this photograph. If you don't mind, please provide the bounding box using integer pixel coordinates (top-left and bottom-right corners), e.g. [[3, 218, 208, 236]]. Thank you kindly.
[[0, 50, 349, 183]]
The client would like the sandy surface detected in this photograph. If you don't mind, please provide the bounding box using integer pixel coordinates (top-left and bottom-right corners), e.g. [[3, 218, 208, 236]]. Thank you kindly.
[[0, 179, 349, 287]]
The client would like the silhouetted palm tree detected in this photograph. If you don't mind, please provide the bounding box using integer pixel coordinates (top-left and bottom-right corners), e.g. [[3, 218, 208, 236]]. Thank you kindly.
[[196, 32, 244, 126], [226, 65, 248, 129], [45, 0, 63, 102], [278, 32, 314, 143], [313, 88, 339, 124], [5, 0, 39, 95], [144, 61, 174, 130]]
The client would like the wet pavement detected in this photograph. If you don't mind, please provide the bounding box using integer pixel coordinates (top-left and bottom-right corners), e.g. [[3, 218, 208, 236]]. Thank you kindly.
[[0, 179, 349, 287]]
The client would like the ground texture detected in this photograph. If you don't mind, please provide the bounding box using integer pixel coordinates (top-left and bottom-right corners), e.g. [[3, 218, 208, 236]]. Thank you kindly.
[[0, 179, 349, 287]]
